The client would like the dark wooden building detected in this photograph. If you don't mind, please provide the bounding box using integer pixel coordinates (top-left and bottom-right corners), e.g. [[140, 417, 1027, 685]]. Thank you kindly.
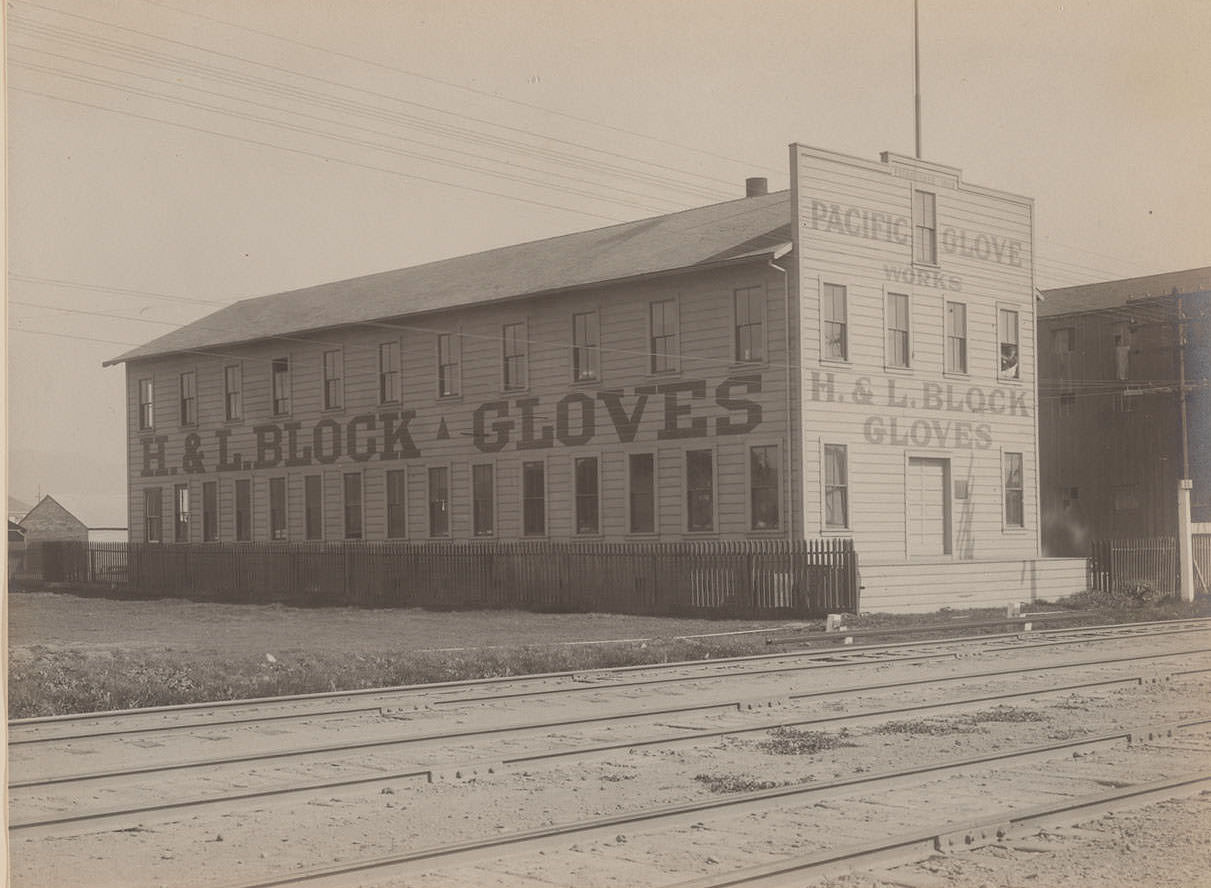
[[1038, 267, 1211, 555]]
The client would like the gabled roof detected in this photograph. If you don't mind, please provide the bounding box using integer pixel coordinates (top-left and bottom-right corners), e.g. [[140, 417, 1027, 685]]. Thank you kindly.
[[19, 494, 89, 531], [1039, 266, 1211, 318], [105, 191, 792, 366]]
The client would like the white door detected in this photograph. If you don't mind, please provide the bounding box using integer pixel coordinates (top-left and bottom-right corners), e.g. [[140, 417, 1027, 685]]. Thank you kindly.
[[907, 457, 951, 557]]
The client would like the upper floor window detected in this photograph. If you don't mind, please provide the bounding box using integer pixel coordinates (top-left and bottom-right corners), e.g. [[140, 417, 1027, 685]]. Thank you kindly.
[[999, 309, 1020, 379], [886, 292, 910, 368], [913, 190, 937, 264], [502, 322, 528, 391], [572, 311, 599, 381], [822, 283, 848, 361], [945, 301, 967, 374], [649, 299, 678, 373], [138, 378, 154, 430], [379, 341, 400, 404], [271, 357, 291, 415], [323, 349, 343, 409], [734, 286, 765, 363], [437, 334, 461, 398], [224, 365, 242, 421], [179, 371, 196, 426]]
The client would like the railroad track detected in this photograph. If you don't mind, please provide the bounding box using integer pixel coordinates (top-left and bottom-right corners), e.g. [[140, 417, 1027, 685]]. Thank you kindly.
[[9, 618, 1211, 887]]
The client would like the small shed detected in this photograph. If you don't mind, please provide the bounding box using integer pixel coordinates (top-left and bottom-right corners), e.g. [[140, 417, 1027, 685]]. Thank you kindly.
[[19, 495, 89, 575]]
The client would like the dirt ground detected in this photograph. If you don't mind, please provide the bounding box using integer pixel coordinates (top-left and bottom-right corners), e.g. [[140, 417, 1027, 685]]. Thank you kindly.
[[6, 590, 788, 660]]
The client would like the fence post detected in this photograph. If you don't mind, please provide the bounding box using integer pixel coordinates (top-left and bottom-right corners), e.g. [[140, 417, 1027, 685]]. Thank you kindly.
[[1179, 480, 1195, 602]]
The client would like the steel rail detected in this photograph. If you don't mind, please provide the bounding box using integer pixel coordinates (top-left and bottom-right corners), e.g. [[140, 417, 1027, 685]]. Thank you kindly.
[[13, 672, 1192, 836], [12, 647, 1211, 789], [212, 718, 1211, 888], [12, 616, 1210, 735]]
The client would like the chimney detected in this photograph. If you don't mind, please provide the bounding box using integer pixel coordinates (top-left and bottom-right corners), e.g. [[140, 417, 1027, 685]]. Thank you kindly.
[[745, 177, 768, 197]]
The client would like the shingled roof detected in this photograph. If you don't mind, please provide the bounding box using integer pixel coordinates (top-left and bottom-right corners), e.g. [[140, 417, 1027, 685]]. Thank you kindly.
[[105, 191, 792, 366]]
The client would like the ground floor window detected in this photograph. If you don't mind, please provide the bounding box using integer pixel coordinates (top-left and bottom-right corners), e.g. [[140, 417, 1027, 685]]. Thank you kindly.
[[305, 475, 323, 540], [145, 487, 162, 543], [522, 461, 545, 536], [1003, 452, 1024, 527], [173, 483, 190, 542], [575, 457, 599, 534], [270, 477, 287, 540], [686, 449, 714, 532], [202, 481, 218, 542], [824, 444, 848, 529], [750, 446, 779, 530], [235, 480, 251, 541], [429, 467, 450, 537], [628, 453, 655, 534], [472, 464, 494, 536], [386, 470, 406, 538], [344, 473, 363, 539]]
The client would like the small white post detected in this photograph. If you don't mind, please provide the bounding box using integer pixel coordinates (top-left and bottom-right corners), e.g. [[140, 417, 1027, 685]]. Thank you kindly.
[[1179, 480, 1194, 603]]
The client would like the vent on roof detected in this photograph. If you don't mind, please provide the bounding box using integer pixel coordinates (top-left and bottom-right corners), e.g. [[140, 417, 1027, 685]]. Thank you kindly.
[[746, 177, 768, 197]]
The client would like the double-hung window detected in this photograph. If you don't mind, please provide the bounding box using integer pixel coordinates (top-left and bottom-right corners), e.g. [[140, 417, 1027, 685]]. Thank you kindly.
[[472, 465, 494, 536], [823, 283, 848, 361], [437, 334, 461, 397], [138, 378, 155, 430], [343, 473, 362, 539], [272, 357, 291, 415], [269, 477, 287, 540], [305, 475, 323, 540], [235, 480, 252, 542], [386, 470, 406, 539], [202, 481, 218, 542], [145, 488, 163, 543], [628, 453, 656, 534], [574, 457, 599, 534], [649, 300, 678, 373], [886, 292, 910, 368], [572, 311, 599, 381], [173, 483, 190, 542], [945, 302, 967, 374], [502, 322, 528, 391], [522, 462, 546, 536], [1003, 452, 1024, 527], [428, 467, 450, 537], [734, 287, 765, 363], [179, 371, 196, 426], [823, 444, 849, 529], [913, 190, 937, 264], [379, 342, 400, 404], [999, 309, 1020, 379], [686, 449, 714, 532], [224, 365, 242, 421], [750, 445, 779, 530], [323, 350, 343, 410]]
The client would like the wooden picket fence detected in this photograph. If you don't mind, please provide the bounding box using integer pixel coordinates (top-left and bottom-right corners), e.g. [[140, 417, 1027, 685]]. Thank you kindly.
[[33, 538, 859, 618], [1087, 537, 1178, 597]]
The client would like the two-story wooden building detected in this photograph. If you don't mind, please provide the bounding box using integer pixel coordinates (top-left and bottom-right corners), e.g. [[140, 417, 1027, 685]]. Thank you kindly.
[[106, 144, 1086, 611]]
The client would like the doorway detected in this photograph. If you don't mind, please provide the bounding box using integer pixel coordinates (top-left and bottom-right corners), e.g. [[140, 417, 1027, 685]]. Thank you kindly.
[[907, 457, 952, 557]]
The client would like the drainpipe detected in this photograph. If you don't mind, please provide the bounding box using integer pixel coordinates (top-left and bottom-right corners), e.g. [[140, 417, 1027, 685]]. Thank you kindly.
[[768, 255, 794, 542]]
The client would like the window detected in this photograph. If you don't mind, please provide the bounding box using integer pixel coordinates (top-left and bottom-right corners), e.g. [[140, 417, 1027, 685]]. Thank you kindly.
[[379, 342, 400, 404], [202, 481, 218, 542], [224, 365, 243, 421], [999, 309, 1020, 379], [1003, 452, 1024, 527], [522, 461, 546, 536], [305, 475, 323, 540], [572, 311, 599, 381], [386, 469, 406, 539], [686, 449, 714, 532], [822, 283, 848, 361], [472, 464, 494, 536], [734, 286, 765, 363], [649, 300, 678, 373], [235, 479, 251, 541], [750, 445, 779, 530], [1052, 327, 1076, 355], [823, 444, 848, 529], [323, 350, 343, 410], [502, 322, 528, 391], [270, 477, 287, 540], [437, 334, 461, 397], [138, 378, 154, 430], [1113, 484, 1139, 512], [179, 371, 196, 426], [945, 301, 967, 374], [144, 487, 162, 543], [272, 357, 291, 415], [575, 456, 600, 534], [428, 467, 450, 537], [886, 292, 910, 368], [913, 189, 937, 264], [174, 483, 190, 542], [343, 473, 362, 539], [628, 453, 656, 534]]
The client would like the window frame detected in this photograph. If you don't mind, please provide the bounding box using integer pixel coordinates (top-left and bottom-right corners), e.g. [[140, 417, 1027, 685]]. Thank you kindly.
[[271, 356, 292, 416], [501, 321, 529, 392], [748, 443, 781, 532], [627, 451, 657, 535], [884, 291, 912, 370], [378, 340, 401, 405], [138, 378, 155, 430], [997, 306, 1021, 381], [437, 333, 462, 399], [571, 310, 600, 382], [648, 298, 679, 375], [471, 463, 495, 537], [821, 282, 849, 363], [179, 370, 197, 427], [945, 300, 968, 375], [304, 474, 324, 541], [1002, 451, 1025, 529], [428, 465, 451, 538], [343, 472, 363, 540], [173, 482, 190, 542], [913, 189, 937, 265], [522, 460, 547, 537], [574, 455, 601, 535], [684, 447, 716, 534], [733, 285, 766, 364], [323, 349, 344, 410], [224, 364, 243, 422], [202, 480, 218, 542], [385, 468, 406, 539], [144, 487, 163, 543], [269, 476, 288, 541], [822, 442, 850, 531]]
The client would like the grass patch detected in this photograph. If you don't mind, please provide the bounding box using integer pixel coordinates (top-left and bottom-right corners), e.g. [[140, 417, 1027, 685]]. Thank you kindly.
[[757, 726, 856, 755], [874, 705, 1047, 736], [694, 773, 802, 794]]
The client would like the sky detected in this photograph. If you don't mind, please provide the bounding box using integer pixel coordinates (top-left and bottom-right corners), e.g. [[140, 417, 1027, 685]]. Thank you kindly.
[[6, 0, 1210, 528]]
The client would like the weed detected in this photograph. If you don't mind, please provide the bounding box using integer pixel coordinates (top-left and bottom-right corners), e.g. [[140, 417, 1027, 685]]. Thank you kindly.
[[694, 773, 791, 794], [758, 726, 856, 755], [874, 706, 1045, 736]]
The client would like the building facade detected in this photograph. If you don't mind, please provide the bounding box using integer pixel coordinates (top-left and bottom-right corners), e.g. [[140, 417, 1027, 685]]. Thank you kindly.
[[108, 145, 1086, 611], [1038, 268, 1211, 555]]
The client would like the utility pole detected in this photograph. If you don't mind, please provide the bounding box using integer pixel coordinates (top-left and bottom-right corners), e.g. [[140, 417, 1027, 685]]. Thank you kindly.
[[1176, 289, 1190, 479]]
